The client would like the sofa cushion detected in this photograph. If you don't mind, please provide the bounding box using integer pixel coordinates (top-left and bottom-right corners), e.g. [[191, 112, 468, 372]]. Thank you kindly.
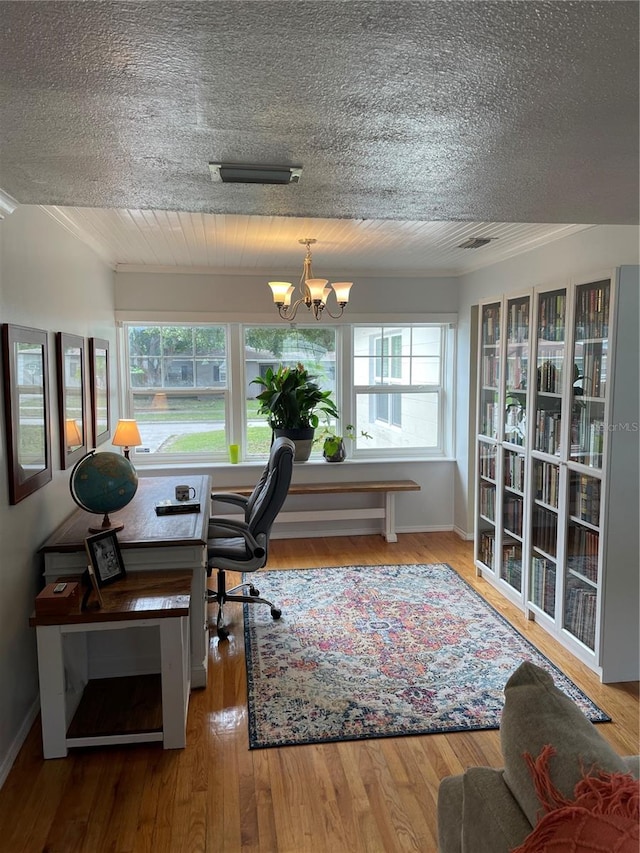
[[460, 767, 533, 853], [437, 775, 463, 853], [501, 661, 629, 825]]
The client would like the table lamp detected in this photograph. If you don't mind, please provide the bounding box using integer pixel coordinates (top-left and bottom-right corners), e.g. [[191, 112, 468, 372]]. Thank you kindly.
[[65, 418, 82, 450], [112, 419, 142, 460]]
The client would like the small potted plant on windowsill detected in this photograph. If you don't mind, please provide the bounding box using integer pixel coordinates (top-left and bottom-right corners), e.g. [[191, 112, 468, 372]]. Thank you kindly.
[[319, 424, 372, 462], [252, 363, 339, 462]]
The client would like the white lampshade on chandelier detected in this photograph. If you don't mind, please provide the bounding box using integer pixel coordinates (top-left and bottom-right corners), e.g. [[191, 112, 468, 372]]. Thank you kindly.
[[268, 238, 353, 321]]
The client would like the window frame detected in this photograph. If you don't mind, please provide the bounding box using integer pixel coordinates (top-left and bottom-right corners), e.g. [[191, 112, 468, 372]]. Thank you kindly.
[[122, 322, 231, 464], [119, 319, 455, 464], [349, 323, 450, 459]]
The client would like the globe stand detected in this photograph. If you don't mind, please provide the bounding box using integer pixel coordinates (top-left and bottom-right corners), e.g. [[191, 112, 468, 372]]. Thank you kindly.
[[88, 512, 124, 534]]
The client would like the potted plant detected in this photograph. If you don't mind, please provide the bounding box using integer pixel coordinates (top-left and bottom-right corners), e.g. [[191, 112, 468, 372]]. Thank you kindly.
[[252, 363, 339, 461], [318, 424, 372, 462]]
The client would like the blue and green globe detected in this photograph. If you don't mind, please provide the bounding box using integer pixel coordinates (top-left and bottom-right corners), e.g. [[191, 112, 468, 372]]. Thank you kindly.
[[70, 451, 138, 520]]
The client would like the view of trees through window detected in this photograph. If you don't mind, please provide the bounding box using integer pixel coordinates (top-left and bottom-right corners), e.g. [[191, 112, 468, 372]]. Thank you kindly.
[[125, 325, 336, 458], [123, 323, 447, 460], [244, 326, 337, 457]]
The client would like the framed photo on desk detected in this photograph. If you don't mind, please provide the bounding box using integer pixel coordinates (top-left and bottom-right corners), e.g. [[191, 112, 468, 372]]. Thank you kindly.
[[85, 529, 126, 586]]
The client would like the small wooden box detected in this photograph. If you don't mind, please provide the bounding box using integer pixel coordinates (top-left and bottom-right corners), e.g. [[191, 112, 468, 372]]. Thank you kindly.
[[35, 582, 81, 616]]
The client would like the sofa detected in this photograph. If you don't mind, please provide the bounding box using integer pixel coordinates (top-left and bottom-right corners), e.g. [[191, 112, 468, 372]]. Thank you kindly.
[[437, 661, 639, 853]]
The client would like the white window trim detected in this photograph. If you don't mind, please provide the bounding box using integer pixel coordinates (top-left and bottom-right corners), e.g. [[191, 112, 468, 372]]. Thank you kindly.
[[118, 319, 456, 465]]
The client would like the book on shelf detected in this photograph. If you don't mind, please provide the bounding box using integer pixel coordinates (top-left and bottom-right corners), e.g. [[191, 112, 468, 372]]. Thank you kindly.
[[565, 585, 597, 650], [531, 555, 556, 617]]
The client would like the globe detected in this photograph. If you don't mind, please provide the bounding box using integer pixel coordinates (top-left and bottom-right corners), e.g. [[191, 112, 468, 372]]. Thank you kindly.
[[70, 451, 138, 532]]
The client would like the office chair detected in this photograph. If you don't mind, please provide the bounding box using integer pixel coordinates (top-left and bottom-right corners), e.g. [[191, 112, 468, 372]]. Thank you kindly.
[[206, 436, 295, 640]]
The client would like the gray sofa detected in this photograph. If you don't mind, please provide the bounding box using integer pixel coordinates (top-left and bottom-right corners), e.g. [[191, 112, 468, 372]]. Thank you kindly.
[[437, 661, 639, 853]]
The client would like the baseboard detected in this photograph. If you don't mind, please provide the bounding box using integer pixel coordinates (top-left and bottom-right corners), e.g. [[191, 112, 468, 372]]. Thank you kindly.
[[0, 697, 39, 790], [453, 525, 474, 541], [271, 524, 453, 540]]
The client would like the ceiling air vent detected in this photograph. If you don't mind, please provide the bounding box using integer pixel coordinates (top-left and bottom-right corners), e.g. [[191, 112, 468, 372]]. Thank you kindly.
[[209, 163, 302, 185], [458, 237, 493, 249]]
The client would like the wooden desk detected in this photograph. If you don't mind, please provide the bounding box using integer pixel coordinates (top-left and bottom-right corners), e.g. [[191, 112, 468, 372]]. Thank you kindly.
[[30, 571, 191, 759], [39, 475, 211, 688]]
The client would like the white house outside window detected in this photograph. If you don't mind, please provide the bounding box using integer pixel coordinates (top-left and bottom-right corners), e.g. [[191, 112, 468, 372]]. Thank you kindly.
[[353, 325, 445, 455]]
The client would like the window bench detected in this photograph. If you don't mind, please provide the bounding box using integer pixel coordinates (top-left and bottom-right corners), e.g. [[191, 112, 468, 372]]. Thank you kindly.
[[213, 479, 421, 542]]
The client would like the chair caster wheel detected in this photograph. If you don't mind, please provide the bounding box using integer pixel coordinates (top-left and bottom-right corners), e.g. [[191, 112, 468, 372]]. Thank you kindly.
[[217, 626, 229, 640], [249, 585, 259, 596], [271, 607, 282, 620]]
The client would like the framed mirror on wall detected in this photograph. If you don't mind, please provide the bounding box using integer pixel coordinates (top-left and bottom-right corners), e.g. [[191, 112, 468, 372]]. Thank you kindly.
[[1, 324, 53, 504], [89, 337, 111, 446], [56, 332, 88, 469]]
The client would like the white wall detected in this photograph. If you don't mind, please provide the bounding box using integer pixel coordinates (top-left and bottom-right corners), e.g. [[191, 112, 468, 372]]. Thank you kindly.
[[114, 269, 460, 316], [454, 225, 640, 537], [0, 205, 116, 785]]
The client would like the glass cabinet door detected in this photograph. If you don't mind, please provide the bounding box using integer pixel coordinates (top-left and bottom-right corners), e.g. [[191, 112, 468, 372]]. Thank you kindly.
[[502, 448, 524, 592], [477, 440, 497, 572], [534, 289, 565, 456], [564, 471, 601, 650], [479, 302, 501, 439], [570, 280, 610, 469], [529, 458, 560, 618], [504, 296, 529, 447]]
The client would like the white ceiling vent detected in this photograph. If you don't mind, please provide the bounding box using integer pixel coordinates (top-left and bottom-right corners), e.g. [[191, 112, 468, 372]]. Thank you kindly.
[[209, 163, 302, 185], [458, 237, 493, 249]]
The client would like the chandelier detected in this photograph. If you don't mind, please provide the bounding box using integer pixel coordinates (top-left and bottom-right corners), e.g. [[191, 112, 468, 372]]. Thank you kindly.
[[268, 238, 353, 321]]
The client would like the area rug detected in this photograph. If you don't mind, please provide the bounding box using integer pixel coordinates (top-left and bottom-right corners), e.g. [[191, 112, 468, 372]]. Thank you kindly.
[[243, 563, 610, 749]]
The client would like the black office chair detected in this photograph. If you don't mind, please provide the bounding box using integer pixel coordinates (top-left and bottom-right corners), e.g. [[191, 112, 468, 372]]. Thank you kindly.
[[206, 436, 295, 640]]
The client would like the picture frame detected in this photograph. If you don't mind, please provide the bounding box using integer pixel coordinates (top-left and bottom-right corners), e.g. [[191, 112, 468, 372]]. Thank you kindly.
[[56, 332, 88, 469], [84, 564, 104, 609], [84, 529, 127, 587], [89, 337, 111, 447], [1, 324, 53, 505]]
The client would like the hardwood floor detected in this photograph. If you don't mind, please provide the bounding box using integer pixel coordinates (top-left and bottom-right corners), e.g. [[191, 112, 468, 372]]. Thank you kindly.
[[1, 532, 638, 852]]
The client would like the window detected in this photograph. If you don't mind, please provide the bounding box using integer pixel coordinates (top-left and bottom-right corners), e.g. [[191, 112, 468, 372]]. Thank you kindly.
[[243, 326, 337, 457], [121, 321, 452, 462], [352, 325, 446, 455], [124, 324, 228, 459]]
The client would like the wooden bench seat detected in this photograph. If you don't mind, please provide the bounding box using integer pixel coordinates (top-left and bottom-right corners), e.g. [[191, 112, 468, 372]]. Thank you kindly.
[[212, 479, 420, 542]]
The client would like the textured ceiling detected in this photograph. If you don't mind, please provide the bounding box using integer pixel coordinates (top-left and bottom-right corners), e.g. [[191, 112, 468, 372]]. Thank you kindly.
[[1, 0, 638, 229]]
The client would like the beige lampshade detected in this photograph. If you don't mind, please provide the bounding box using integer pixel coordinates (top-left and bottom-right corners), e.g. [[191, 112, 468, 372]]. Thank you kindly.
[[65, 418, 82, 448], [306, 278, 329, 301], [331, 281, 353, 303], [268, 281, 293, 304], [112, 419, 142, 449]]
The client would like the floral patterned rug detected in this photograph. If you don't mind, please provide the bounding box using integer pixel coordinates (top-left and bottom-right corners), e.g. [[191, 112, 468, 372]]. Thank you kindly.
[[243, 563, 609, 749]]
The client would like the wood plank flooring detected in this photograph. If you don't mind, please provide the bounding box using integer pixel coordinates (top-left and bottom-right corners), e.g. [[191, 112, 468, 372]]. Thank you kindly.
[[1, 532, 638, 852]]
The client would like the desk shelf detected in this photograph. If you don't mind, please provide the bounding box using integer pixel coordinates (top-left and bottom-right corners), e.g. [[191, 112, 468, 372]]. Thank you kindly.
[[67, 674, 163, 741]]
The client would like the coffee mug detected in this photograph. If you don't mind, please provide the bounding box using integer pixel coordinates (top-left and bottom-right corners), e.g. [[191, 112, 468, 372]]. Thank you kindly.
[[175, 484, 196, 501]]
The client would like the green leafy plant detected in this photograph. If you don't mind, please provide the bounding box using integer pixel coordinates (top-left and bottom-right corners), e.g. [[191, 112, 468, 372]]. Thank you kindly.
[[318, 424, 372, 457], [251, 363, 339, 430]]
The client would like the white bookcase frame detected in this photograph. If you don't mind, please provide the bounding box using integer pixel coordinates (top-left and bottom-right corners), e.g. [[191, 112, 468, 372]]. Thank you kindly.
[[474, 267, 639, 682]]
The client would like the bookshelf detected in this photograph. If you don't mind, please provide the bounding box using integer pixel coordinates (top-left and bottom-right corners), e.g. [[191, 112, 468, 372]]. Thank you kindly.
[[474, 294, 530, 603], [475, 269, 639, 682]]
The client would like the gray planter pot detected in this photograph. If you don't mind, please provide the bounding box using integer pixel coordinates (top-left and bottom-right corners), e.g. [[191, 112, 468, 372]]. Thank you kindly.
[[274, 427, 315, 462]]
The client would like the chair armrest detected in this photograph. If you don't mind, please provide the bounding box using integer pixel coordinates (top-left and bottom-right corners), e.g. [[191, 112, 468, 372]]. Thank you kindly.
[[210, 491, 249, 510], [207, 518, 266, 558]]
